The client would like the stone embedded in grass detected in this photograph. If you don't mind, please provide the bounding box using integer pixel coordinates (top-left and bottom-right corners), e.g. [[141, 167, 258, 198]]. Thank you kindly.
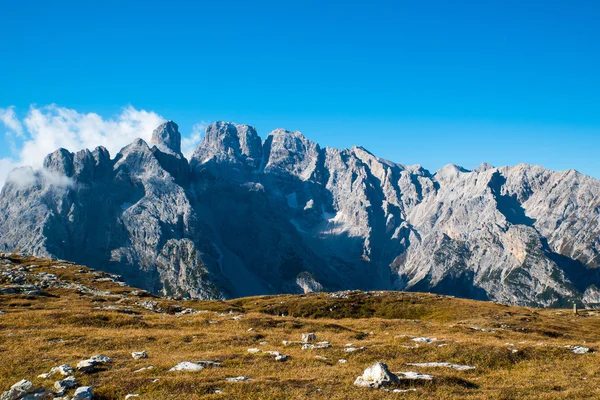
[[1, 379, 36, 400], [406, 362, 475, 371], [301, 341, 331, 350], [396, 371, 434, 380], [76, 355, 112, 373], [469, 326, 496, 333], [226, 376, 252, 382], [412, 337, 437, 344], [54, 376, 78, 393], [131, 351, 147, 359], [72, 386, 93, 400], [196, 361, 221, 368], [570, 345, 592, 354], [344, 346, 365, 353], [354, 362, 400, 388], [169, 362, 204, 371], [125, 395, 139, 399], [302, 333, 317, 342], [247, 348, 261, 353], [275, 354, 289, 362], [133, 366, 155, 373], [38, 364, 74, 379], [338, 359, 347, 364]]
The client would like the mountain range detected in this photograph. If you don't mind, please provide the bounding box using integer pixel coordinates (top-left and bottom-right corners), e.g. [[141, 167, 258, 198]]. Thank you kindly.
[[1, 121, 599, 307]]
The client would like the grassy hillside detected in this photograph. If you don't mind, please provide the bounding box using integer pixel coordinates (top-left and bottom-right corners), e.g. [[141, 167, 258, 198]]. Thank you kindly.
[[1, 254, 600, 399]]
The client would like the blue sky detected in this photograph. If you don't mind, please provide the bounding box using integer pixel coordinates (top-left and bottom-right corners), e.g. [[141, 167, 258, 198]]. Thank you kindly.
[[1, 0, 600, 178]]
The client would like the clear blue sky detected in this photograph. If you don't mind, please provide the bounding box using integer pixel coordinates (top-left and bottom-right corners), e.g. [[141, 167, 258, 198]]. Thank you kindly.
[[2, 0, 600, 176]]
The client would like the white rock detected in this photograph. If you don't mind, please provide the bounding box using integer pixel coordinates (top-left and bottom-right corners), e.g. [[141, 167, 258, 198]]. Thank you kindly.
[[169, 362, 204, 371], [397, 371, 434, 380], [353, 362, 400, 388], [226, 376, 252, 382], [72, 386, 93, 400], [407, 362, 475, 371], [125, 395, 139, 400], [133, 366, 155, 373], [1, 379, 36, 400], [54, 376, 78, 392], [344, 346, 365, 352], [302, 333, 316, 342], [131, 351, 147, 359], [571, 345, 592, 354], [247, 348, 261, 354], [412, 337, 437, 344], [338, 359, 347, 364]]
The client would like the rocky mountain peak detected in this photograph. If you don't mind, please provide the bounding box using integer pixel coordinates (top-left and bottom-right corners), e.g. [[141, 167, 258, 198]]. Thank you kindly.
[[3, 120, 600, 308], [151, 121, 181, 154]]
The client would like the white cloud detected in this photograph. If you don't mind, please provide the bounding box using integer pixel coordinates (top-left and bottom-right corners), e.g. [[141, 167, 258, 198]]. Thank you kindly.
[[19, 104, 165, 168], [181, 122, 208, 160], [0, 104, 207, 189], [0, 106, 24, 137]]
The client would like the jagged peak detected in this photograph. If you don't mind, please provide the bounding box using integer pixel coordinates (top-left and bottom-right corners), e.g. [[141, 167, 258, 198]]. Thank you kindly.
[[435, 164, 470, 180], [475, 162, 495, 173], [43, 148, 74, 177], [152, 120, 181, 154], [197, 121, 262, 159]]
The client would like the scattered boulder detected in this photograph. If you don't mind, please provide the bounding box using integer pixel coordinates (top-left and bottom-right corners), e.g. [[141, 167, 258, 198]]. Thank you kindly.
[[247, 348, 260, 354], [226, 376, 252, 382], [412, 337, 437, 344], [301, 341, 331, 350], [38, 365, 74, 379], [72, 386, 93, 400], [302, 333, 317, 343], [169, 362, 204, 371], [125, 395, 139, 399], [344, 346, 365, 353], [354, 362, 400, 388], [1, 380, 35, 400], [571, 345, 592, 354], [54, 376, 78, 393], [76, 355, 112, 373], [131, 351, 147, 359], [406, 362, 475, 371], [275, 355, 289, 362], [133, 366, 155, 373], [397, 371, 434, 380]]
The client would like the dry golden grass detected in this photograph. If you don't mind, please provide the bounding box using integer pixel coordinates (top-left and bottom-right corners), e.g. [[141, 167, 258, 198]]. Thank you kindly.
[[1, 255, 600, 399]]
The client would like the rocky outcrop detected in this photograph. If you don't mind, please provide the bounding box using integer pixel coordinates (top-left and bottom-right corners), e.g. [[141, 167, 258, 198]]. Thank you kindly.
[[1, 121, 600, 306]]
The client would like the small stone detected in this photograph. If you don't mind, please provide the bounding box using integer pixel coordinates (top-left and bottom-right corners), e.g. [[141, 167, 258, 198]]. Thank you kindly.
[[247, 348, 261, 354], [397, 371, 434, 380], [406, 362, 475, 371], [226, 376, 252, 382], [54, 376, 78, 393], [169, 362, 204, 371], [338, 359, 347, 364], [275, 355, 289, 362], [131, 351, 147, 359], [302, 333, 316, 342], [125, 395, 139, 400], [412, 337, 437, 344], [571, 345, 592, 354], [72, 386, 93, 400]]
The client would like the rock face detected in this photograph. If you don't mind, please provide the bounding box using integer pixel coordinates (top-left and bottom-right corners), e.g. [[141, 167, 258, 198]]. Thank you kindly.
[[1, 121, 600, 306]]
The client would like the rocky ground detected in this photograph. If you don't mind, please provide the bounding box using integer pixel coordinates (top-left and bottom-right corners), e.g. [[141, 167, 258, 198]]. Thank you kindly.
[[1, 254, 600, 399]]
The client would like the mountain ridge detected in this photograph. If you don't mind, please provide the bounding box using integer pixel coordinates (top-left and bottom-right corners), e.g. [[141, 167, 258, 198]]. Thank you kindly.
[[1, 121, 599, 307]]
